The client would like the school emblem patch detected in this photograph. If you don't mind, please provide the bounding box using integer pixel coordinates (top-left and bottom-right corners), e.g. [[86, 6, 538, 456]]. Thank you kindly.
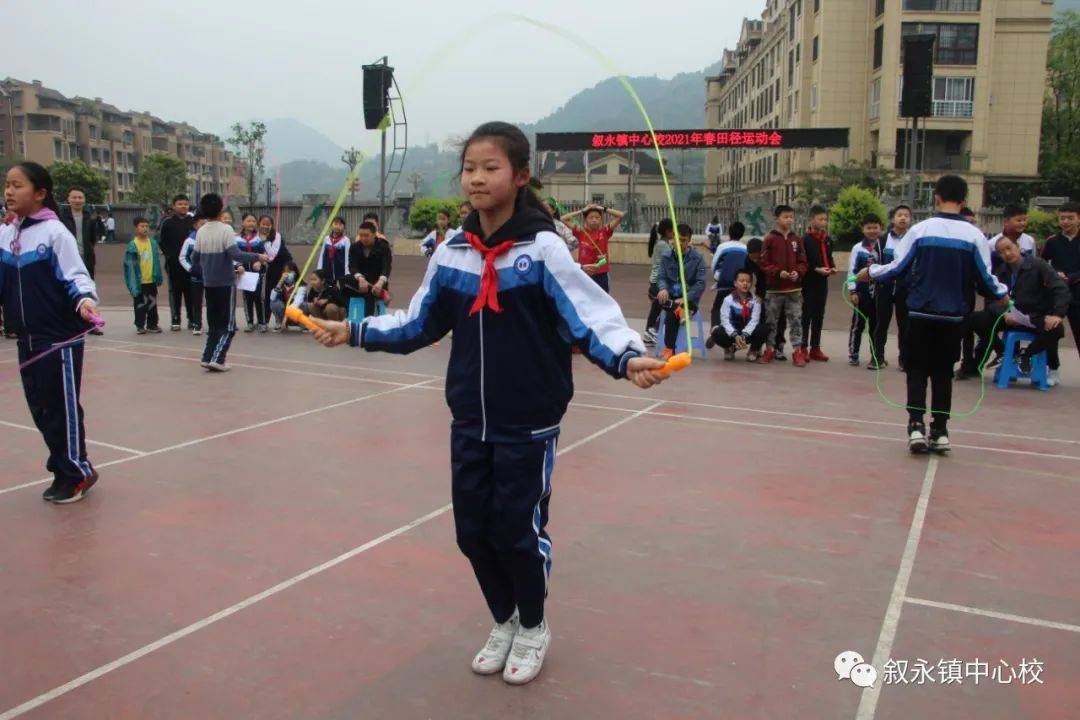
[[36, 244, 48, 256], [514, 254, 533, 275]]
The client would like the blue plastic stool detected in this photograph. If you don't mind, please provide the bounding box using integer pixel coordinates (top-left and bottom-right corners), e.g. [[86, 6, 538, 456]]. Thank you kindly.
[[994, 330, 1049, 391], [655, 309, 708, 358], [347, 297, 386, 324]]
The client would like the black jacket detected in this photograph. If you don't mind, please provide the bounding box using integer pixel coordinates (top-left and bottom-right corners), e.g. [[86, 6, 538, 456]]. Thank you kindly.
[[802, 231, 835, 289], [1041, 231, 1080, 305], [58, 208, 99, 274], [990, 255, 1070, 326], [342, 237, 392, 295], [158, 213, 195, 263]]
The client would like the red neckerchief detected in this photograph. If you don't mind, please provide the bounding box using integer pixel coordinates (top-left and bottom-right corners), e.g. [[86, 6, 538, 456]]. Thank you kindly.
[[465, 231, 515, 315], [327, 233, 344, 261], [737, 294, 752, 322], [1003, 229, 1021, 241], [808, 230, 831, 270]]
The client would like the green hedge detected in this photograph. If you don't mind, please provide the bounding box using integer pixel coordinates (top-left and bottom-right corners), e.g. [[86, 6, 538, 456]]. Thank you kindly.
[[409, 197, 462, 233], [828, 186, 887, 250]]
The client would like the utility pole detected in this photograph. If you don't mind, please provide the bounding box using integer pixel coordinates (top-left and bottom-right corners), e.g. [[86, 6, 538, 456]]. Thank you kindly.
[[341, 146, 363, 203], [407, 172, 423, 197], [264, 177, 276, 208]]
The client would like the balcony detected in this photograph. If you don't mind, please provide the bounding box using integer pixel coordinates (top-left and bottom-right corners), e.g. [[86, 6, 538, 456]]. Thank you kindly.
[[897, 99, 974, 118], [895, 129, 971, 170]]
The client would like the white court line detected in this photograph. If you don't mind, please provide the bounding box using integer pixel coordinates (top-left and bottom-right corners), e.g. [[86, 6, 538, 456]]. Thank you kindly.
[[0, 400, 660, 719], [0, 420, 146, 455], [88, 338, 1080, 447], [92, 337, 441, 380], [904, 597, 1080, 634], [565, 401, 1080, 463], [93, 347, 413, 388], [0, 381, 433, 497], [855, 457, 939, 720]]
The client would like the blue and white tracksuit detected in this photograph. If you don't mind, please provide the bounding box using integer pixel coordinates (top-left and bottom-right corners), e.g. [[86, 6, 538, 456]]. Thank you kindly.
[[350, 212, 644, 628], [847, 241, 880, 360], [0, 211, 98, 489], [316, 234, 350, 283], [236, 233, 268, 326], [870, 212, 1008, 426], [709, 240, 748, 328], [178, 232, 205, 330]]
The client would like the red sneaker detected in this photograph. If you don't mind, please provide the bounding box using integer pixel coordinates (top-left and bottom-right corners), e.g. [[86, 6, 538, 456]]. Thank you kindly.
[[757, 348, 775, 364], [793, 347, 808, 367], [662, 348, 674, 360], [808, 347, 830, 362]]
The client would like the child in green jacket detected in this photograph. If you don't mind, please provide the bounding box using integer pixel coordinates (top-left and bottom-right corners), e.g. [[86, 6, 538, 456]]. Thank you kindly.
[[123, 216, 164, 333]]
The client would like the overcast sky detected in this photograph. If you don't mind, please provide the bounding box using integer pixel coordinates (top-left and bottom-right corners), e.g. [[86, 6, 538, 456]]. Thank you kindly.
[[10, 0, 746, 151]]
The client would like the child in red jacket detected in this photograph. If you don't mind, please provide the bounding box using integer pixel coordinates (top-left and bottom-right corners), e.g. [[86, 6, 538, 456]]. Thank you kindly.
[[759, 204, 809, 366]]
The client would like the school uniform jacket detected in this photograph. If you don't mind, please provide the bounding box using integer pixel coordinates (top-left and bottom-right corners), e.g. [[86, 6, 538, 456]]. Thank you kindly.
[[235, 233, 266, 272], [0, 210, 97, 349], [874, 231, 907, 293], [316, 234, 350, 282], [720, 293, 762, 337], [847, 241, 881, 294], [350, 205, 644, 443], [869, 212, 1008, 322], [711, 240, 748, 291], [178, 233, 202, 284]]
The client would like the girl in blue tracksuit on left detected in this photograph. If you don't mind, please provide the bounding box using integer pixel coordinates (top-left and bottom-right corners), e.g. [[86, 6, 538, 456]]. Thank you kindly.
[[1, 162, 100, 504], [307, 121, 668, 686]]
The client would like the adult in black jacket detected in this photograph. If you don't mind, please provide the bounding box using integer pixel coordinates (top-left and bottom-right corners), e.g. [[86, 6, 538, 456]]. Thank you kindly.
[[157, 195, 197, 331], [341, 221, 392, 317], [967, 235, 1069, 376], [58, 189, 100, 279]]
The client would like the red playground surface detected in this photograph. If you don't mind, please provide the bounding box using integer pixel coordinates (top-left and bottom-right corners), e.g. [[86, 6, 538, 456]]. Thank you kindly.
[[1, 261, 1078, 719]]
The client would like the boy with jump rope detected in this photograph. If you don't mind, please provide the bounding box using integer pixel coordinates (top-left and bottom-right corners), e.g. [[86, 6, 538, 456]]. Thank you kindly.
[[561, 202, 624, 293], [857, 175, 1008, 454], [302, 121, 669, 685]]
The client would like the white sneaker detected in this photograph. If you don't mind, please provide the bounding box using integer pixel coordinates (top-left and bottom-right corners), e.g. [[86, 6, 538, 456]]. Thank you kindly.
[[908, 424, 928, 454], [642, 328, 657, 346], [471, 613, 519, 675], [192, 327, 202, 336], [503, 619, 551, 685], [207, 362, 230, 372], [1048, 369, 1061, 387]]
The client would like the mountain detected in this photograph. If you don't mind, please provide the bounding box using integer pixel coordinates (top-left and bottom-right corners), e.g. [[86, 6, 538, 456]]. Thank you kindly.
[[272, 59, 722, 198], [521, 61, 724, 136], [264, 118, 346, 165]]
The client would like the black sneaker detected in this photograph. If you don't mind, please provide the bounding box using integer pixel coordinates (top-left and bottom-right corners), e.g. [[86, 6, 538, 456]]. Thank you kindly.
[[42, 479, 60, 501], [50, 471, 99, 504], [705, 328, 718, 350], [867, 359, 887, 370], [1017, 353, 1032, 377], [955, 366, 978, 381], [849, 356, 860, 367], [908, 421, 928, 454], [928, 428, 951, 454]]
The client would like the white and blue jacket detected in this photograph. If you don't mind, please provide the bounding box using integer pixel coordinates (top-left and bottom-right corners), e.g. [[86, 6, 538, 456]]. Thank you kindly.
[[0, 210, 98, 349], [178, 232, 202, 284], [316, 234, 350, 282], [350, 211, 645, 443], [847, 241, 881, 294], [720, 292, 762, 337], [869, 213, 1008, 322], [711, 240, 748, 291]]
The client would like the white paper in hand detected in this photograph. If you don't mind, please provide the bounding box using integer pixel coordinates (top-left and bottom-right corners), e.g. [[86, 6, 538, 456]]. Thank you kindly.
[[236, 271, 260, 292]]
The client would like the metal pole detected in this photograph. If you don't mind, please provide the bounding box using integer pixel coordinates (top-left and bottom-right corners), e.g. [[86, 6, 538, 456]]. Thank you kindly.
[[907, 115, 919, 208], [265, 177, 271, 208], [583, 151, 590, 205], [379, 128, 387, 229]]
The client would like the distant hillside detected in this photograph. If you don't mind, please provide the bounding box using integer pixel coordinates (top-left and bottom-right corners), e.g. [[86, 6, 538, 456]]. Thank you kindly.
[[264, 118, 346, 166], [272, 59, 722, 198]]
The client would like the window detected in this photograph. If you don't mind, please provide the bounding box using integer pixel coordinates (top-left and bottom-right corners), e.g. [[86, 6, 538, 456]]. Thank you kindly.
[[814, 0, 820, 11], [902, 23, 979, 65], [810, 83, 818, 110], [89, 124, 99, 140], [869, 77, 882, 119], [103, 149, 111, 163], [813, 35, 819, 61], [591, 193, 605, 204], [796, 43, 801, 63], [933, 76, 975, 116], [873, 26, 884, 68], [54, 138, 62, 158], [903, 0, 979, 10], [789, 6, 796, 40], [91, 148, 99, 163], [788, 49, 795, 84], [875, 0, 885, 16]]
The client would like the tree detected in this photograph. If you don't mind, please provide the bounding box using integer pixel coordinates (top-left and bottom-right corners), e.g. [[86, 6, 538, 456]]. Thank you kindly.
[[228, 120, 267, 204], [49, 160, 109, 203], [828, 186, 887, 250], [1040, 10, 1080, 200], [408, 197, 461, 233], [794, 161, 903, 208], [132, 153, 188, 207]]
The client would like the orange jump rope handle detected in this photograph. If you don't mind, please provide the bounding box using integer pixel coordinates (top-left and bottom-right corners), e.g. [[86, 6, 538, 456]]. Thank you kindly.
[[285, 305, 321, 333], [657, 352, 692, 377]]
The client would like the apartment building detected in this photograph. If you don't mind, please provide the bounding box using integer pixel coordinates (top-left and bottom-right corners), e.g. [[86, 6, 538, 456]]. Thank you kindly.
[[705, 0, 1053, 210], [0, 78, 242, 203]]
